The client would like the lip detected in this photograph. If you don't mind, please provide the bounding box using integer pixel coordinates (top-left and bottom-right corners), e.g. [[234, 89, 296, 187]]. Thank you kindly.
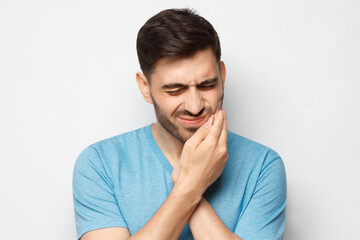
[[178, 116, 207, 126]]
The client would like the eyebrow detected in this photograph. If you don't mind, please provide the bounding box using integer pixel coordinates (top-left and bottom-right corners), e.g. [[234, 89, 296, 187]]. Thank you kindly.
[[162, 77, 218, 89]]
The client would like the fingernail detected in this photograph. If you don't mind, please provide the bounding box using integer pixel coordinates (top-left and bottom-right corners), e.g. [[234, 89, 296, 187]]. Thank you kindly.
[[204, 115, 214, 128]]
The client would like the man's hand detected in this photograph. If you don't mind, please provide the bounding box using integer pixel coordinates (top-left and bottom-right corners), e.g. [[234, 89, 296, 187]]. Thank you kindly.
[[171, 110, 242, 240], [171, 109, 228, 196]]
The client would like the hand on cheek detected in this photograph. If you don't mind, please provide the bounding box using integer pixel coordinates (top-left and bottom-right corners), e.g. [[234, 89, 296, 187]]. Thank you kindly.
[[171, 114, 214, 185], [172, 110, 228, 196]]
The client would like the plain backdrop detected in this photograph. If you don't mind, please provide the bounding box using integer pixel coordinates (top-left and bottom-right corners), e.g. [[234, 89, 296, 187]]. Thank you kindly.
[[0, 0, 359, 239]]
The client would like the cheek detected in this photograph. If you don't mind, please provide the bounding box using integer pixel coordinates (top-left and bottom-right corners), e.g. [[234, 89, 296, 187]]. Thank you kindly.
[[203, 89, 223, 109], [152, 89, 182, 115], [160, 96, 184, 115]]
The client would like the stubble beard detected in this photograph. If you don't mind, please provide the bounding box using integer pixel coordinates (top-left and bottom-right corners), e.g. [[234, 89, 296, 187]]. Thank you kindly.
[[151, 94, 224, 144]]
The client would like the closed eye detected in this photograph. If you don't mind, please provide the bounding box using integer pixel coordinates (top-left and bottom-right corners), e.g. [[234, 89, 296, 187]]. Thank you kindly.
[[198, 84, 217, 90], [166, 88, 185, 95]]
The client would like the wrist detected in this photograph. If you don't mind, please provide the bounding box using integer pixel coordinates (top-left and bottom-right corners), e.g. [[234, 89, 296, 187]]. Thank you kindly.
[[172, 179, 203, 206]]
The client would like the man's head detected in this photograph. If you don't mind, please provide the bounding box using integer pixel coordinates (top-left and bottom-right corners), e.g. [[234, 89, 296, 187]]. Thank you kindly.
[[136, 9, 226, 143], [136, 8, 221, 81]]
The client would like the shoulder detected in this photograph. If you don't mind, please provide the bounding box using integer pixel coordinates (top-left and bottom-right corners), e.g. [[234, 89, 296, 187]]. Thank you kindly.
[[228, 130, 281, 159], [91, 125, 149, 152], [225, 130, 286, 203], [228, 132, 286, 239], [74, 125, 150, 172], [226, 130, 284, 172]]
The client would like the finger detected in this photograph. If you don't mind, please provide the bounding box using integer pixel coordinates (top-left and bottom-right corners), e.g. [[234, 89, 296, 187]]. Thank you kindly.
[[185, 114, 214, 148], [204, 113, 215, 129], [218, 110, 228, 147], [206, 109, 224, 142]]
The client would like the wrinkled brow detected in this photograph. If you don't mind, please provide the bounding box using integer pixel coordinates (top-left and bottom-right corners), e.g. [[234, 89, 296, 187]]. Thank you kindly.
[[162, 77, 218, 89]]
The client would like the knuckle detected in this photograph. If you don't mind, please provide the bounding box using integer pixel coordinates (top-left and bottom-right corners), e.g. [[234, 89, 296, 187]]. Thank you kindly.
[[218, 146, 227, 155], [219, 151, 228, 162]]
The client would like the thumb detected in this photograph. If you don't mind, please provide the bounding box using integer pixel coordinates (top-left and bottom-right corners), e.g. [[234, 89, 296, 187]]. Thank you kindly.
[[185, 114, 214, 148]]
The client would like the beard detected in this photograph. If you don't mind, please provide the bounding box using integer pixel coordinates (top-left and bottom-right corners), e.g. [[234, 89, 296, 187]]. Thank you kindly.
[[151, 94, 224, 144]]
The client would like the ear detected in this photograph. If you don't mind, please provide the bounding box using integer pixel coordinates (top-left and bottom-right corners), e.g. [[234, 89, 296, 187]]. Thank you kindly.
[[136, 72, 153, 104], [219, 61, 226, 89]]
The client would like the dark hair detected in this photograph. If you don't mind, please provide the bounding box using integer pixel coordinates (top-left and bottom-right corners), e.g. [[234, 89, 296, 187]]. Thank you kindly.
[[136, 8, 221, 80]]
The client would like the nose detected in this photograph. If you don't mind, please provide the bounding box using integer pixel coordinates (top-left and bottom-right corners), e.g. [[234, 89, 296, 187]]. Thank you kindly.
[[184, 88, 204, 116]]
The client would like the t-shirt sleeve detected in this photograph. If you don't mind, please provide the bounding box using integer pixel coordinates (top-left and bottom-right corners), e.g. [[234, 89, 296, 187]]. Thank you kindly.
[[234, 152, 287, 240], [73, 146, 127, 239]]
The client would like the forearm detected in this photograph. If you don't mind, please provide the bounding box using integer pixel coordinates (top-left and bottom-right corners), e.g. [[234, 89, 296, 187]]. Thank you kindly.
[[188, 198, 242, 240], [129, 181, 202, 240]]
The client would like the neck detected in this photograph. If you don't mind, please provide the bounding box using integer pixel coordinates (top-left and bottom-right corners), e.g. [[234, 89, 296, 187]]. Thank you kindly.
[[151, 122, 184, 167]]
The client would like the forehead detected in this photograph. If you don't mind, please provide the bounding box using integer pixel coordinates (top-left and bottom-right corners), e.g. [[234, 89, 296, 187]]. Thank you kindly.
[[150, 48, 219, 86]]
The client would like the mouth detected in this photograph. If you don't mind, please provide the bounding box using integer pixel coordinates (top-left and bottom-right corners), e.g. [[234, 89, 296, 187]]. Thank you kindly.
[[178, 116, 208, 127]]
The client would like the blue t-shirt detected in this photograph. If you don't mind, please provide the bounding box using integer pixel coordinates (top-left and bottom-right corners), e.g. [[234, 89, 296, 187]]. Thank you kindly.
[[73, 125, 286, 240]]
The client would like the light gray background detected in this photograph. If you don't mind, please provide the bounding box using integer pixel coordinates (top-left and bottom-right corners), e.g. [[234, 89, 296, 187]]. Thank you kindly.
[[0, 0, 359, 239]]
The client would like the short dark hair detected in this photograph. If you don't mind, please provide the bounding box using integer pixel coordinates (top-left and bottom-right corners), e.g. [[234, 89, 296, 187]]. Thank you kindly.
[[136, 8, 221, 81]]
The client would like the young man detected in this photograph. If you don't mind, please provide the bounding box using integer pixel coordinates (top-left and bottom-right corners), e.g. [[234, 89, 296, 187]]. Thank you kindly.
[[73, 8, 286, 240]]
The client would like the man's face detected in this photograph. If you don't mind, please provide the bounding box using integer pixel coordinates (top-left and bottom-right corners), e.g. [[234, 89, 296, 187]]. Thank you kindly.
[[147, 48, 226, 143]]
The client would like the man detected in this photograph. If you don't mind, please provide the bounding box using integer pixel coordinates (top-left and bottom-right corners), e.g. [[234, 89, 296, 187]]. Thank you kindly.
[[73, 8, 286, 240]]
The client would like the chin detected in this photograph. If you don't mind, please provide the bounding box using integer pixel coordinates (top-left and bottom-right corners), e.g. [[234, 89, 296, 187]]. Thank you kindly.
[[176, 126, 199, 143]]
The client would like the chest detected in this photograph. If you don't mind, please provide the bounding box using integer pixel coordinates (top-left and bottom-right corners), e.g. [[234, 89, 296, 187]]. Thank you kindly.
[[112, 167, 246, 236]]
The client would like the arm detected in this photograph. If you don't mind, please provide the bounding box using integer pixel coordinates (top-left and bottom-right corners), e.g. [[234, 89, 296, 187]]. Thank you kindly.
[[188, 197, 242, 240], [82, 182, 201, 240], [172, 110, 242, 240], [173, 112, 286, 240], [187, 156, 286, 240], [79, 110, 229, 240]]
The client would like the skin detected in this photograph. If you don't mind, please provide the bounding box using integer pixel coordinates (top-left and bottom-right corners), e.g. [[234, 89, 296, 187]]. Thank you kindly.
[[81, 48, 242, 240]]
